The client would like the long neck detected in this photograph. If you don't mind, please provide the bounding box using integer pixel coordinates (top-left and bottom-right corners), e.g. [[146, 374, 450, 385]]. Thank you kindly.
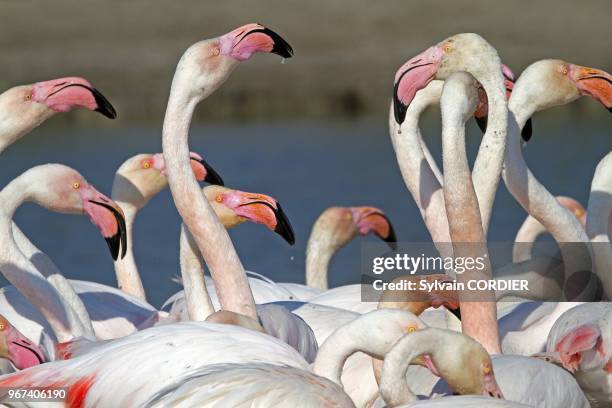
[[305, 239, 336, 291], [587, 152, 612, 297], [179, 224, 215, 320], [505, 92, 592, 296], [0, 108, 52, 155], [512, 214, 547, 263], [388, 82, 452, 247], [11, 224, 95, 338], [312, 310, 410, 386], [161, 70, 257, 319], [471, 76, 508, 236], [379, 329, 443, 406], [440, 79, 500, 354], [0, 179, 89, 343], [112, 202, 147, 300]]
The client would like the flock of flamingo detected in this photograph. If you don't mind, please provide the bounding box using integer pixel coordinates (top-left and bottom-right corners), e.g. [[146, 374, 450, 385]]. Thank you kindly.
[[0, 22, 609, 408]]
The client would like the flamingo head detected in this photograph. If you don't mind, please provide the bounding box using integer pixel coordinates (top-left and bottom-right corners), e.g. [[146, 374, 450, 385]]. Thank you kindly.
[[0, 315, 45, 369], [176, 23, 292, 102], [393, 33, 501, 125], [512, 60, 612, 114], [350, 207, 397, 249], [219, 23, 294, 61], [30, 77, 116, 118], [24, 164, 127, 260], [112, 152, 224, 210], [433, 336, 504, 399], [204, 185, 295, 245]]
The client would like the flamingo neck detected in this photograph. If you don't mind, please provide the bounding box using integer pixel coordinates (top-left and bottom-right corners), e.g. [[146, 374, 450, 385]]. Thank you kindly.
[[389, 81, 451, 246], [0, 178, 89, 343], [512, 214, 547, 263], [505, 84, 591, 297], [111, 202, 146, 300], [586, 152, 612, 297], [379, 329, 443, 406], [440, 73, 500, 354], [305, 240, 335, 291], [161, 67, 256, 319], [313, 309, 416, 386], [0, 105, 53, 155], [179, 224, 215, 320]]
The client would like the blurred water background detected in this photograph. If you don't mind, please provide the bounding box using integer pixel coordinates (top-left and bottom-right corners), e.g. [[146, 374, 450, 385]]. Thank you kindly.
[[0, 0, 610, 306]]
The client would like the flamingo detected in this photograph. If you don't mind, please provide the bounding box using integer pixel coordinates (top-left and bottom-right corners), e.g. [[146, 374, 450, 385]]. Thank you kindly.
[[499, 59, 612, 355], [0, 164, 126, 351], [0, 77, 116, 337], [0, 314, 45, 370]]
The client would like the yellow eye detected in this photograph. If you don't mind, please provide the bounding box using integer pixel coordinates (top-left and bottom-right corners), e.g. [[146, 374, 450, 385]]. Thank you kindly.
[[143, 161, 151, 169], [483, 364, 492, 374], [72, 182, 80, 189], [212, 47, 220, 56], [0, 323, 4, 331], [443, 44, 453, 53], [24, 94, 32, 101], [405, 326, 417, 333], [560, 65, 569, 75], [215, 194, 223, 203]]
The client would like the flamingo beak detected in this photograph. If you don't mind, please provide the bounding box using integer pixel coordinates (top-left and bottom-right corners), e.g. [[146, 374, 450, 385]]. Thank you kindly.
[[32, 77, 117, 119], [220, 23, 293, 61], [224, 191, 295, 245], [83, 194, 127, 261], [482, 371, 504, 399], [189, 154, 224, 186], [393, 45, 444, 124], [4, 325, 46, 369], [350, 207, 397, 250], [570, 65, 612, 112]]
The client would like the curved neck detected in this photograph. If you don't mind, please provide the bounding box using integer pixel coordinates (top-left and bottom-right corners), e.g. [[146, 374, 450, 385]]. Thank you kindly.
[[471, 76, 508, 236], [512, 214, 546, 263], [0, 178, 89, 342], [504, 90, 591, 294], [388, 82, 452, 247], [0, 106, 53, 155], [179, 224, 215, 320], [11, 224, 95, 338], [112, 202, 146, 300], [587, 152, 612, 297], [380, 329, 442, 406], [440, 77, 500, 354], [161, 67, 256, 319], [312, 310, 413, 386]]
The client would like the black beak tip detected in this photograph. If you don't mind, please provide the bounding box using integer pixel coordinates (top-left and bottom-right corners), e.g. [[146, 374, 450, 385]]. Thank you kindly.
[[448, 306, 462, 321], [259, 27, 294, 58], [91, 87, 117, 119], [521, 118, 533, 143], [274, 203, 295, 245], [607, 106, 611, 113], [475, 115, 488, 133], [393, 84, 408, 125], [105, 235, 120, 261], [198, 159, 225, 186]]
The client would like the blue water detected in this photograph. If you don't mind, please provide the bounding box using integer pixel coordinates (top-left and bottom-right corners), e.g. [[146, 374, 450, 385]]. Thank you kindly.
[[0, 113, 609, 307]]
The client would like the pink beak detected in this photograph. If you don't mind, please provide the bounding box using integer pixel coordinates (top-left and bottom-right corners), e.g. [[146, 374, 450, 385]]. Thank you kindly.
[[570, 64, 612, 111], [219, 23, 293, 61], [189, 152, 224, 185], [393, 45, 444, 124], [32, 76, 116, 118], [350, 207, 397, 249], [80, 186, 127, 261], [222, 190, 295, 244], [5, 325, 46, 369]]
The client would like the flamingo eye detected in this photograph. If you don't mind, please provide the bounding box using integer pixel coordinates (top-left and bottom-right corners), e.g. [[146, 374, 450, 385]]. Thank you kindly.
[[0, 323, 4, 331], [443, 44, 453, 53], [483, 363, 492, 374], [72, 182, 81, 189], [405, 325, 417, 333], [215, 194, 223, 203], [212, 47, 220, 56], [142, 161, 151, 169], [24, 93, 32, 101], [560, 65, 569, 75]]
